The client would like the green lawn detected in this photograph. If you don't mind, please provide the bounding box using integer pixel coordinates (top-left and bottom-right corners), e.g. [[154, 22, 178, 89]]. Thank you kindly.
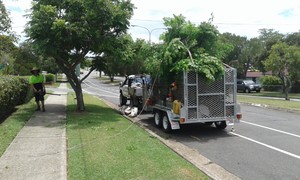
[[0, 99, 36, 156], [238, 95, 300, 112], [238, 91, 300, 99], [98, 76, 122, 85], [67, 93, 210, 180]]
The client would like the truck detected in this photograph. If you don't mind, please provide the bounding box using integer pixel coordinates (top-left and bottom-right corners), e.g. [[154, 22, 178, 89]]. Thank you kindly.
[[119, 65, 241, 132]]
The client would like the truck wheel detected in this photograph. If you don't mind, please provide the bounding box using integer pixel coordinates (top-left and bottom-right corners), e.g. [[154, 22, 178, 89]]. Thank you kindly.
[[162, 114, 171, 133], [154, 112, 162, 128], [214, 121, 227, 129], [245, 88, 250, 93], [119, 93, 127, 106]]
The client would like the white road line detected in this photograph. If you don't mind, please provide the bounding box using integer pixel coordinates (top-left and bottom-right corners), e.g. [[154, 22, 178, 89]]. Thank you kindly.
[[83, 80, 119, 96], [241, 121, 300, 138], [230, 132, 300, 160]]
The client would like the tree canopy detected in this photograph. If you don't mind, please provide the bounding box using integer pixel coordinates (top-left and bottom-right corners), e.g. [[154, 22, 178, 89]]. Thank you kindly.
[[26, 0, 134, 111], [0, 0, 11, 35], [144, 14, 225, 83], [264, 42, 300, 99]]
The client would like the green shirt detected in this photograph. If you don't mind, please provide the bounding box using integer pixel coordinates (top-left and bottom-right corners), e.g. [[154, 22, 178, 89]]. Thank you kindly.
[[29, 74, 44, 84]]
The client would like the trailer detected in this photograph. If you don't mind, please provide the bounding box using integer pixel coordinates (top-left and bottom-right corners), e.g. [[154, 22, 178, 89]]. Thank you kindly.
[[119, 65, 242, 132]]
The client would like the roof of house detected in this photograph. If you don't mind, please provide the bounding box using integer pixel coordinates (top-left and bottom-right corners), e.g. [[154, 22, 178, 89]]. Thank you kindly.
[[246, 71, 273, 78]]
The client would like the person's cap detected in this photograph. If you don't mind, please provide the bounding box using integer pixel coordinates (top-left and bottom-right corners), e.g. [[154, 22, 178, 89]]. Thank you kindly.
[[31, 67, 40, 74]]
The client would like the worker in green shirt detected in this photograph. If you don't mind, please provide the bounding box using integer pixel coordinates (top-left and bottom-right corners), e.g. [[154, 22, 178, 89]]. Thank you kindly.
[[29, 67, 46, 112]]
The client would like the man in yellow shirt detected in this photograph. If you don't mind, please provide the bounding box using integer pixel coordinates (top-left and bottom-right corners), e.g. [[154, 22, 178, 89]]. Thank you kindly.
[[29, 67, 46, 112]]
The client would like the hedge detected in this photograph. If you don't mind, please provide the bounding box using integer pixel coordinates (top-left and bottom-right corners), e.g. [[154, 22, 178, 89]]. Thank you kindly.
[[0, 76, 33, 121], [260, 75, 282, 91], [45, 73, 55, 83]]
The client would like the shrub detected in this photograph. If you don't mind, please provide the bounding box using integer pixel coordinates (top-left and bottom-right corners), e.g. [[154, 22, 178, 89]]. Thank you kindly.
[[260, 75, 282, 91], [0, 76, 33, 121], [45, 73, 55, 83]]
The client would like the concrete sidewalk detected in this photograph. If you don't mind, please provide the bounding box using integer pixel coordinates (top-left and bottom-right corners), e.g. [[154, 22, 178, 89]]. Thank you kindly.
[[0, 83, 68, 180]]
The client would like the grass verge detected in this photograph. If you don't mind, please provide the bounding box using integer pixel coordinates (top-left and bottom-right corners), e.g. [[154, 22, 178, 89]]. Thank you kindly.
[[238, 95, 300, 112], [98, 77, 122, 85], [67, 93, 210, 180], [0, 99, 36, 156], [238, 91, 300, 99], [0, 82, 61, 156]]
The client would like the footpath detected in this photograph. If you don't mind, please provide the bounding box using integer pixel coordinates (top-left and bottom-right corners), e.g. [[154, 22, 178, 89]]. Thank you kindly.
[[0, 83, 68, 180]]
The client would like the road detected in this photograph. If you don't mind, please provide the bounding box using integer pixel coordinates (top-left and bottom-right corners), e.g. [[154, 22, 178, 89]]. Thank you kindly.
[[81, 71, 300, 180]]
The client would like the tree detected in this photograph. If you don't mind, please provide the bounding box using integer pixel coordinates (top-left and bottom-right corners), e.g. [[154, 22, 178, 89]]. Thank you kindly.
[[0, 1, 16, 74], [145, 15, 225, 83], [258, 29, 284, 73], [220, 33, 247, 76], [12, 42, 38, 75], [92, 34, 136, 81], [264, 42, 300, 100], [0, 0, 12, 35], [26, 0, 134, 111], [285, 31, 300, 47], [239, 38, 264, 78], [0, 35, 17, 74]]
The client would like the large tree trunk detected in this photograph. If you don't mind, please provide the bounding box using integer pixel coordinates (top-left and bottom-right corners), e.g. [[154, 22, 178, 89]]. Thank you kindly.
[[74, 83, 85, 111], [64, 68, 86, 111], [279, 73, 291, 101]]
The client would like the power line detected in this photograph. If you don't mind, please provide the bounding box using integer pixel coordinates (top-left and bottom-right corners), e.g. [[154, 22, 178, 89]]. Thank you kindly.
[[131, 18, 300, 26]]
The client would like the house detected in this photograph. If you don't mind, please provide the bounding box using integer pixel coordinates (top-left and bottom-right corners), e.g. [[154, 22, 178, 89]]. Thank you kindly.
[[245, 71, 273, 84]]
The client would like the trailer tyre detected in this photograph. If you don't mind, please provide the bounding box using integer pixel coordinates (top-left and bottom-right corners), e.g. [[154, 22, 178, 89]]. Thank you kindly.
[[214, 121, 227, 129], [154, 112, 162, 128], [162, 114, 171, 133]]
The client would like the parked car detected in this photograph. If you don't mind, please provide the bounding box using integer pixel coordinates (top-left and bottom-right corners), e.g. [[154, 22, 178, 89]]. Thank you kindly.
[[237, 79, 261, 93]]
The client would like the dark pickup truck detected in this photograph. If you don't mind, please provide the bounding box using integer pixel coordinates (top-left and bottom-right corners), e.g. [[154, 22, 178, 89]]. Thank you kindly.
[[237, 79, 261, 93]]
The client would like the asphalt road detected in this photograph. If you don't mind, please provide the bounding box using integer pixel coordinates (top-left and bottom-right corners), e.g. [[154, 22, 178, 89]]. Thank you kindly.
[[81, 71, 300, 180]]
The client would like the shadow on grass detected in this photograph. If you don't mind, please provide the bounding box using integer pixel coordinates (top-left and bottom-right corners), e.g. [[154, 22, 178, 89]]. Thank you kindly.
[[67, 103, 123, 130], [0, 108, 17, 124], [0, 103, 35, 125]]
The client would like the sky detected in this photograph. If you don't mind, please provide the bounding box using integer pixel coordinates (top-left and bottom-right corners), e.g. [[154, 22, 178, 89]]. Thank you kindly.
[[3, 0, 300, 43]]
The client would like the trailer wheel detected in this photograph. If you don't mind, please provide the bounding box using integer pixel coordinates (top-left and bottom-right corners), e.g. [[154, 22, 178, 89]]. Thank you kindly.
[[154, 112, 162, 128], [214, 121, 227, 129], [162, 114, 171, 133]]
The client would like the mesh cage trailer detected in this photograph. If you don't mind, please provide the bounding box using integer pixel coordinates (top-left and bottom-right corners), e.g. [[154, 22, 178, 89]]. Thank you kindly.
[[150, 65, 242, 132]]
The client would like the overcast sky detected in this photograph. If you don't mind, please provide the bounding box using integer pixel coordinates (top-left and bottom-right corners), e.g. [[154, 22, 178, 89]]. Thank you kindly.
[[3, 0, 300, 43]]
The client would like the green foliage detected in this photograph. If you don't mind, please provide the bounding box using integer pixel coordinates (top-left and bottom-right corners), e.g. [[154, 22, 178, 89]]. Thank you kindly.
[[147, 15, 225, 83], [260, 75, 282, 85], [45, 73, 55, 83], [159, 38, 224, 83], [0, 35, 17, 53], [0, 76, 33, 121], [26, 0, 134, 111], [0, 1, 12, 34], [172, 54, 224, 82], [264, 42, 300, 84], [12, 42, 40, 75], [260, 75, 282, 91]]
